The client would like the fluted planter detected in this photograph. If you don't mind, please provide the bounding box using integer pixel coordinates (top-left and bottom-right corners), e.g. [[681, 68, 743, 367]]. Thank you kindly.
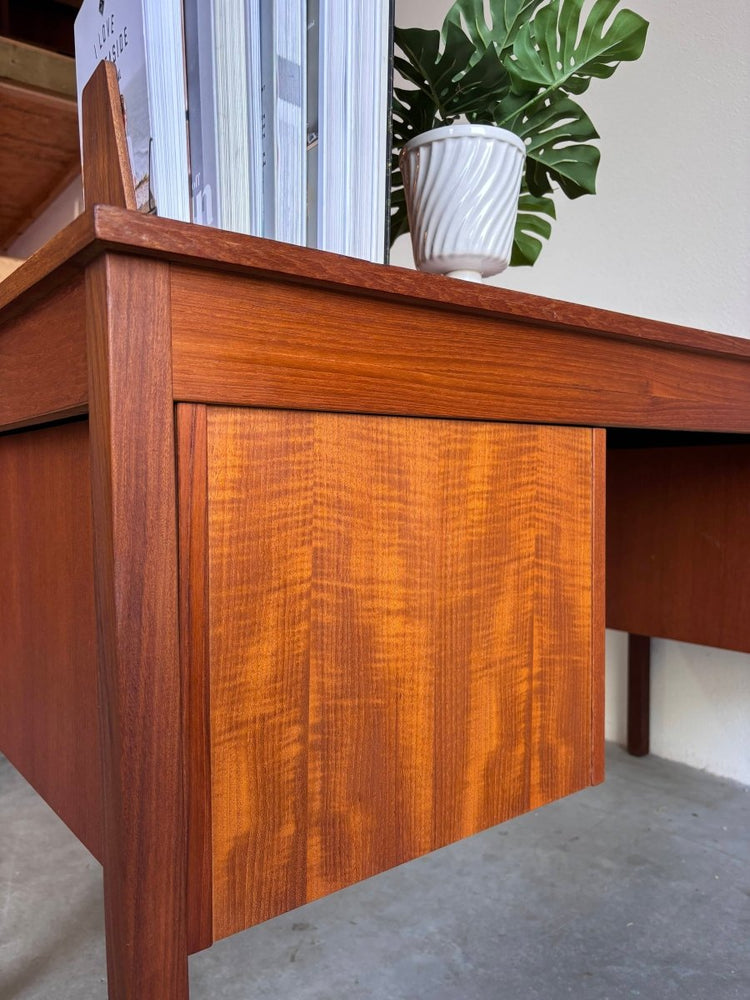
[[400, 124, 526, 282]]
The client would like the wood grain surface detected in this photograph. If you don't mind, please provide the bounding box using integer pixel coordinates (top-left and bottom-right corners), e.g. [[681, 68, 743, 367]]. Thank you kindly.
[[204, 408, 600, 941], [0, 37, 77, 99], [175, 403, 214, 955], [87, 206, 750, 360], [590, 429, 607, 784], [170, 267, 750, 434], [3, 203, 750, 435], [86, 254, 188, 998], [0, 277, 87, 430], [0, 79, 79, 249], [81, 61, 136, 212], [0, 209, 94, 318], [0, 419, 102, 857], [607, 444, 750, 652]]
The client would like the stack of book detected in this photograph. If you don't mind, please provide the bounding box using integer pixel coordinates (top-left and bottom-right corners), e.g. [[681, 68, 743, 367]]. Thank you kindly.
[[74, 0, 393, 263]]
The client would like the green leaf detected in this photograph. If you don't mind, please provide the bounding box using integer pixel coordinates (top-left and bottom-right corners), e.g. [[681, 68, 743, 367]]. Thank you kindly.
[[392, 87, 439, 146], [390, 183, 410, 246], [508, 0, 649, 100], [508, 94, 601, 198], [442, 0, 548, 57], [393, 22, 511, 125], [512, 190, 556, 266]]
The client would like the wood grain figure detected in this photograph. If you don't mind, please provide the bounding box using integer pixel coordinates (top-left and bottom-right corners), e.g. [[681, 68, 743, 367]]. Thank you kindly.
[[176, 403, 214, 954], [170, 266, 750, 433], [81, 61, 136, 212], [204, 410, 600, 940], [86, 254, 188, 998]]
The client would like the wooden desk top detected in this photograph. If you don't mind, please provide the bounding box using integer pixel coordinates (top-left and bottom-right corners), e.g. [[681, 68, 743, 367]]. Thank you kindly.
[[2, 205, 750, 434]]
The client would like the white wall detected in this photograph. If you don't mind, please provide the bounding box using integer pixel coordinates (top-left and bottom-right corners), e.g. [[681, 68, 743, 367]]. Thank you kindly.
[[394, 0, 750, 784], [7, 176, 83, 258]]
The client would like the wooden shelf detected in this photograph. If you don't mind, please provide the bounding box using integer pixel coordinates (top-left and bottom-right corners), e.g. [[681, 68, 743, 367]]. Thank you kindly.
[[0, 36, 80, 251]]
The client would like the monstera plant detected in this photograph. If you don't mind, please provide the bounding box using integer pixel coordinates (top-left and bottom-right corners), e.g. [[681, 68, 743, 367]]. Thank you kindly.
[[391, 0, 649, 266]]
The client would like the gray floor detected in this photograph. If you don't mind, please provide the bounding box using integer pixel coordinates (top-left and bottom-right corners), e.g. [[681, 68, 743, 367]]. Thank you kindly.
[[1, 745, 748, 1000]]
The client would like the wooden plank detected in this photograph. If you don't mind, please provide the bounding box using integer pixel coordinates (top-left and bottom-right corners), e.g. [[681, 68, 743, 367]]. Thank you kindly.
[[92, 205, 750, 360], [175, 403, 213, 955], [4, 204, 750, 433], [170, 267, 750, 434], [590, 429, 607, 784], [607, 444, 750, 652], [0, 79, 79, 250], [0, 276, 87, 430], [0, 37, 77, 98], [6, 202, 748, 363], [527, 427, 597, 808], [0, 419, 102, 858], [207, 410, 598, 940], [86, 254, 188, 999], [0, 209, 93, 321], [81, 61, 136, 212]]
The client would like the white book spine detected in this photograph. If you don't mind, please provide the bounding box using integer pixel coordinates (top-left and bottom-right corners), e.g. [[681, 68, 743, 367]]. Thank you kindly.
[[246, 1, 264, 236], [143, 0, 191, 222], [184, 0, 218, 227], [260, 0, 306, 245], [212, 0, 253, 234], [317, 0, 391, 262]]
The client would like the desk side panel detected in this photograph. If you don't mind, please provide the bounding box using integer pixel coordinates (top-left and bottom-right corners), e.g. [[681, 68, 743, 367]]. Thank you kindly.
[[0, 419, 102, 858], [0, 277, 88, 431], [204, 410, 598, 941], [607, 444, 750, 652]]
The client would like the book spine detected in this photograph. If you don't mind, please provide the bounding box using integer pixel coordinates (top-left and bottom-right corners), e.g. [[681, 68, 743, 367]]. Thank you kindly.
[[184, 0, 218, 227], [317, 0, 391, 262], [306, 0, 320, 249], [246, 1, 264, 236], [142, 0, 191, 222], [212, 0, 253, 234], [260, 0, 306, 245], [259, 0, 276, 238]]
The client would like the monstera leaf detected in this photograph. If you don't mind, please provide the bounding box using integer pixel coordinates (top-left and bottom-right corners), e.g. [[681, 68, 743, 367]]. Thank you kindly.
[[390, 0, 649, 261], [512, 189, 556, 266], [393, 23, 510, 125], [506, 94, 600, 199], [443, 0, 548, 59], [509, 0, 648, 99], [390, 180, 410, 246]]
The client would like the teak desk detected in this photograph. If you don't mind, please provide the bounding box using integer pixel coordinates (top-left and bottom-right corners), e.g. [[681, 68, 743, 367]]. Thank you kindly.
[[3, 66, 750, 1000]]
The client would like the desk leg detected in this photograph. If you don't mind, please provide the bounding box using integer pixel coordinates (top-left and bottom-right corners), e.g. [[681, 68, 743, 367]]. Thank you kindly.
[[86, 255, 189, 999], [627, 634, 651, 757]]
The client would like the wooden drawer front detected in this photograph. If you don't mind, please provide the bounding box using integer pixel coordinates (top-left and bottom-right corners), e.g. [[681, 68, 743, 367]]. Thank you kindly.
[[195, 408, 600, 941]]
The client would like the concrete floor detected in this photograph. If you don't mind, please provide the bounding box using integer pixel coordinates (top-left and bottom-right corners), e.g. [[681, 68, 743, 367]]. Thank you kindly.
[[1, 745, 748, 999]]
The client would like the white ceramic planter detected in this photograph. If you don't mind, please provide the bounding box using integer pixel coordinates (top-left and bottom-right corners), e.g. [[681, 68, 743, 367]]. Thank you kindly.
[[400, 123, 526, 282]]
